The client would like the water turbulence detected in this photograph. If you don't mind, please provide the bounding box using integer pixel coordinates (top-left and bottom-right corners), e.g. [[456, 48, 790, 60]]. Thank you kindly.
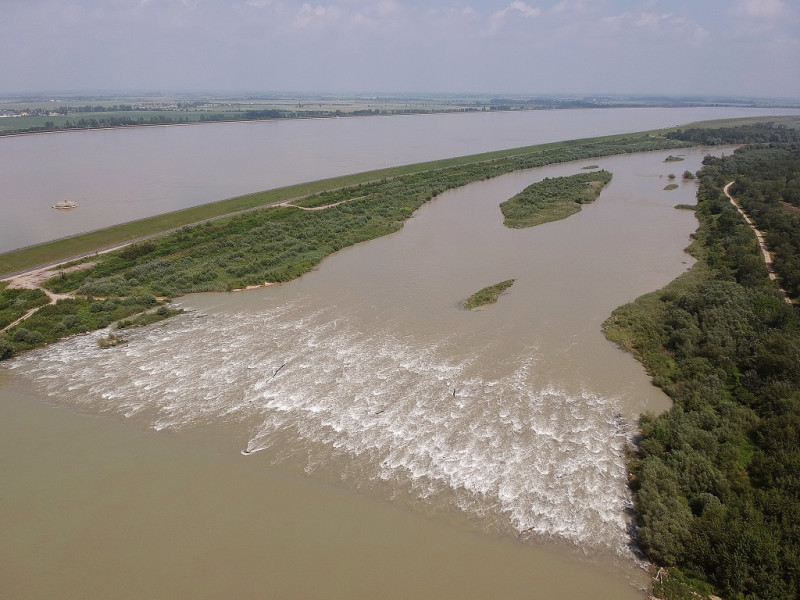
[[10, 303, 633, 554], [6, 150, 710, 569]]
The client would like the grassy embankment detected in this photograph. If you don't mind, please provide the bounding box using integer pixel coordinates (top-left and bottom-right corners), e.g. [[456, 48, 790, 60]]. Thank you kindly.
[[603, 121, 800, 600], [500, 170, 612, 228], [464, 280, 515, 309], [0, 294, 174, 359]]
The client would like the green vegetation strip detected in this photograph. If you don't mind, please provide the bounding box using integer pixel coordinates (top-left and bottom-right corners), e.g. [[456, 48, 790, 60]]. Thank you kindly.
[[464, 279, 515, 309], [0, 287, 49, 330], [0, 295, 170, 359], [603, 122, 800, 600], [500, 170, 612, 228], [663, 184, 679, 191]]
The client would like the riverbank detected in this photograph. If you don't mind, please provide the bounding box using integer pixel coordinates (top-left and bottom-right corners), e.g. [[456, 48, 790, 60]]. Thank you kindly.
[[604, 123, 800, 599]]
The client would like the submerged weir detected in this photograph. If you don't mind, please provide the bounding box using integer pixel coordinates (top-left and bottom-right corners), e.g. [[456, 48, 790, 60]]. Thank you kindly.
[[11, 303, 633, 552]]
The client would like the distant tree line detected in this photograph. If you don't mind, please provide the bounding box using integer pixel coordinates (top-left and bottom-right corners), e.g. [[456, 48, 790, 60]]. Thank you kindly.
[[667, 122, 800, 146], [0, 106, 483, 136]]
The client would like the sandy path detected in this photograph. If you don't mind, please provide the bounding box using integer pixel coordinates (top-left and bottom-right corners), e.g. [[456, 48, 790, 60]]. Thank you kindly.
[[3, 261, 95, 292], [0, 263, 88, 332], [724, 181, 792, 304]]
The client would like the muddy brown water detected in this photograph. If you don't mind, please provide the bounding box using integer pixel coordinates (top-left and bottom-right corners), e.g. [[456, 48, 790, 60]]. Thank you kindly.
[[2, 106, 797, 253], [2, 148, 721, 598]]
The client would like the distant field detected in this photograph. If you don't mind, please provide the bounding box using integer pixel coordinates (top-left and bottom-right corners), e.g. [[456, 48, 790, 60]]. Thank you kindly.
[[0, 111, 240, 134], [5, 96, 797, 136], [0, 97, 486, 135]]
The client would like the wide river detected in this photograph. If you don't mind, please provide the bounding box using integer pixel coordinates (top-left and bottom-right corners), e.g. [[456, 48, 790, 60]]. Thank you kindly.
[[2, 106, 799, 253], [0, 108, 795, 599]]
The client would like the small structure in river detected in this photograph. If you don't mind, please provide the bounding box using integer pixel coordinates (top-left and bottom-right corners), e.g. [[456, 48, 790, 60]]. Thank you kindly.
[[52, 200, 78, 210]]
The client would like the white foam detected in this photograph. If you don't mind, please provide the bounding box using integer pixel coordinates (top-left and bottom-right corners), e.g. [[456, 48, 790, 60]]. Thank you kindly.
[[7, 303, 635, 555]]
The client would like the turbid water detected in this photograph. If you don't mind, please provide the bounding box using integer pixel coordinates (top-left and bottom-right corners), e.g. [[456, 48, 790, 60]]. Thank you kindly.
[[1, 106, 797, 252], [1, 147, 721, 598]]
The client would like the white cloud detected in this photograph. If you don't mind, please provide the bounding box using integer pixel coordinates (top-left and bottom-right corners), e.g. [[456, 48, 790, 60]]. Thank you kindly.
[[489, 1, 541, 33], [733, 0, 789, 19], [549, 0, 592, 16], [600, 11, 709, 43], [348, 0, 401, 29], [293, 3, 340, 28]]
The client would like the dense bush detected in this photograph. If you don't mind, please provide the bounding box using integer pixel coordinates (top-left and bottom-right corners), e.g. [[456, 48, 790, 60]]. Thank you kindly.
[[605, 124, 800, 599], [1, 296, 166, 358], [0, 287, 49, 329]]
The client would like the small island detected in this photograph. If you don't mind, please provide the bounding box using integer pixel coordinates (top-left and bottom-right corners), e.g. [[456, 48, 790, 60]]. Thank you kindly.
[[500, 170, 612, 228], [463, 279, 515, 309], [663, 183, 679, 190], [664, 154, 684, 162]]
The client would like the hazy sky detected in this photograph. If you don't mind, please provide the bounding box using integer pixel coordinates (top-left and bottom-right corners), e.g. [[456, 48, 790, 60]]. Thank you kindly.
[[3, 0, 799, 97]]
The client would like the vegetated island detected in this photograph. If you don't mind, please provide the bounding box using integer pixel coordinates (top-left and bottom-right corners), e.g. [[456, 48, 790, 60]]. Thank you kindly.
[[663, 183, 679, 191], [463, 279, 515, 309], [664, 155, 685, 162], [604, 121, 800, 600], [500, 170, 612, 228]]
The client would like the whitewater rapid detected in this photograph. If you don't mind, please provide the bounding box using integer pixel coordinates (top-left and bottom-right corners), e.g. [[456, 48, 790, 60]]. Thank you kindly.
[[8, 301, 635, 555]]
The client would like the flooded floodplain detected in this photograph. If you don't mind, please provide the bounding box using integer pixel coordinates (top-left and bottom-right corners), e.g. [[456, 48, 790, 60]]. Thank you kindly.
[[1, 147, 722, 598]]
